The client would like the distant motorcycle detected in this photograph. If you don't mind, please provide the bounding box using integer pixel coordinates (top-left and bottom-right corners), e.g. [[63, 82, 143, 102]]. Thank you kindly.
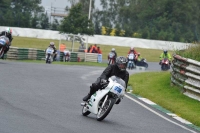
[[45, 47, 54, 64], [63, 50, 70, 62], [160, 58, 170, 71], [136, 58, 148, 68], [0, 36, 10, 58], [107, 52, 116, 65], [81, 76, 126, 121], [127, 53, 135, 69]]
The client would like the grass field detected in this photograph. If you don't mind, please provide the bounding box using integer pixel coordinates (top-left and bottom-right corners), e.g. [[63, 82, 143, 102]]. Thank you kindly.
[[12, 36, 174, 62]]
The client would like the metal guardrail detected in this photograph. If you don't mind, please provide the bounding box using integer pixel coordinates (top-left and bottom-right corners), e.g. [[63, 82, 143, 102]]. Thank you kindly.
[[171, 55, 200, 101], [5, 47, 101, 63]]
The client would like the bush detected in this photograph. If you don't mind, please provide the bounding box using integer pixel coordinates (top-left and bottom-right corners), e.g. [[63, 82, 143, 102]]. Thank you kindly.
[[176, 43, 200, 61]]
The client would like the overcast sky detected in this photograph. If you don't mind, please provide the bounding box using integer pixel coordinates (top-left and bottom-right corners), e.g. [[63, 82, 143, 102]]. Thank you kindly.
[[41, 0, 101, 12]]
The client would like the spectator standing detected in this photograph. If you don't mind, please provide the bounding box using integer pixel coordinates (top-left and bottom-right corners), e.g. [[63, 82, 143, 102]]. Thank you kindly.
[[89, 44, 98, 53], [97, 46, 102, 54], [87, 45, 92, 53]]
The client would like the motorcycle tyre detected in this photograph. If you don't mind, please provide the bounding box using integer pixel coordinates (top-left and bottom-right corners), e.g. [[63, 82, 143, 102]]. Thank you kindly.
[[46, 54, 51, 64], [144, 62, 148, 68], [0, 47, 5, 58], [96, 98, 115, 121], [82, 105, 91, 116], [161, 64, 169, 71]]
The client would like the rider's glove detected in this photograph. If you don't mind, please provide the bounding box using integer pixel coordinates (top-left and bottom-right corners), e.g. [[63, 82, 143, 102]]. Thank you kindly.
[[159, 60, 162, 65], [100, 79, 108, 89], [101, 79, 107, 83]]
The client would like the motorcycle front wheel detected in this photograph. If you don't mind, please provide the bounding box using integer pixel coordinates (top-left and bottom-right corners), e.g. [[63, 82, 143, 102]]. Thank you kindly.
[[161, 64, 169, 71], [46, 54, 51, 64], [96, 98, 115, 121], [82, 105, 91, 116]]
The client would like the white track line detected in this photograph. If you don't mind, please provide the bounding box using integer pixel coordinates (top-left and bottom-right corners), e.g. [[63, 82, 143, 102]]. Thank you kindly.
[[125, 94, 197, 133]]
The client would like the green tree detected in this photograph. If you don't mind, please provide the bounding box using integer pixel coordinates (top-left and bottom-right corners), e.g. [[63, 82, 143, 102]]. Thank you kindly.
[[60, 3, 94, 35], [40, 12, 49, 29], [51, 19, 59, 30], [0, 0, 44, 28], [92, 0, 200, 42]]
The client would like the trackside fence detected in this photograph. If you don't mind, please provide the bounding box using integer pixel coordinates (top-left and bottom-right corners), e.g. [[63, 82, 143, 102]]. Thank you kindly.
[[171, 55, 200, 101], [4, 47, 102, 63]]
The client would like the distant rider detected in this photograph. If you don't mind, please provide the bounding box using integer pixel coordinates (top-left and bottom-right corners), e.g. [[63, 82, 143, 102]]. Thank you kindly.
[[108, 48, 117, 64], [128, 47, 137, 55], [159, 50, 172, 65], [127, 47, 138, 64], [47, 42, 57, 61], [0, 27, 13, 58], [137, 53, 142, 61], [83, 56, 129, 104], [63, 48, 71, 61]]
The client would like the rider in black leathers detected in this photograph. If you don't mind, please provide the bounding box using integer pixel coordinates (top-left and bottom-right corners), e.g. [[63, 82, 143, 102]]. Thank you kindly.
[[83, 56, 129, 103], [0, 27, 13, 58]]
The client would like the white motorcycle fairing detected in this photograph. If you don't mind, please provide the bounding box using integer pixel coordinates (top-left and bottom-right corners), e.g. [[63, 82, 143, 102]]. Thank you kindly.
[[82, 76, 126, 121], [45, 47, 54, 63]]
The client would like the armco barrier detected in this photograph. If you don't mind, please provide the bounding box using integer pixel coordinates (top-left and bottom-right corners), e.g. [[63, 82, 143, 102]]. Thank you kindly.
[[5, 47, 101, 63], [171, 55, 200, 101]]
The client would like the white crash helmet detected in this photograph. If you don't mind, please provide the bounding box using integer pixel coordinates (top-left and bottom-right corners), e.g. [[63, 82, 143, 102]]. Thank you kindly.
[[50, 42, 55, 46], [6, 27, 12, 35], [111, 48, 115, 51], [130, 47, 134, 50]]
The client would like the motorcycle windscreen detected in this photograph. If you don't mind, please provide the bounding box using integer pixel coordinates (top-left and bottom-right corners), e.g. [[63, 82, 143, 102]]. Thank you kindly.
[[110, 76, 126, 88], [108, 52, 115, 58], [128, 53, 135, 60], [46, 47, 54, 54], [0, 37, 7, 46]]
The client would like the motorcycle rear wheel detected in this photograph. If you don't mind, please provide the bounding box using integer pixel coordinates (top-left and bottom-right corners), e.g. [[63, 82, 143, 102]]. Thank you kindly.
[[82, 106, 91, 116], [96, 98, 115, 121]]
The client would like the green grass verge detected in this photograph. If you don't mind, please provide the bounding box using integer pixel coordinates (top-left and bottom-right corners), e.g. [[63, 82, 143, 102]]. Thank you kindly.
[[129, 72, 200, 127], [12, 36, 174, 62]]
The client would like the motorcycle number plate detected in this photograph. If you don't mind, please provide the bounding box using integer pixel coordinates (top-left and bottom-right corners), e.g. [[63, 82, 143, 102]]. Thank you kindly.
[[109, 53, 114, 58], [114, 86, 122, 93], [128, 54, 134, 59], [47, 49, 53, 54], [0, 39, 6, 45]]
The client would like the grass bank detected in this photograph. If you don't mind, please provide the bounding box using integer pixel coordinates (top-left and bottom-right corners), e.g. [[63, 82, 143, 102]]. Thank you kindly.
[[11, 36, 174, 62], [129, 71, 200, 127]]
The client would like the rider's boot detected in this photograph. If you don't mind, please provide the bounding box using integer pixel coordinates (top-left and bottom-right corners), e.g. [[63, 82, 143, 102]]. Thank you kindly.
[[1, 48, 8, 59], [83, 84, 96, 101]]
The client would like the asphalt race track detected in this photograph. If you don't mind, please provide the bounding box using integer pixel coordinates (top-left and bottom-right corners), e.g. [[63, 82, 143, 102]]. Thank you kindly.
[[0, 60, 198, 133]]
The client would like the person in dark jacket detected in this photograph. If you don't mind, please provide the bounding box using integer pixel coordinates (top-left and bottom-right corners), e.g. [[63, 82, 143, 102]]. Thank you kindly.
[[83, 56, 129, 103], [0, 27, 13, 58]]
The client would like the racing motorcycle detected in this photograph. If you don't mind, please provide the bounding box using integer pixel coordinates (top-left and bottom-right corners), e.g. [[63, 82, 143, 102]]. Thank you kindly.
[[81, 76, 126, 121], [127, 53, 135, 69], [45, 47, 54, 64], [63, 50, 70, 62], [0, 36, 10, 58], [107, 52, 116, 65], [136, 58, 148, 68], [160, 58, 170, 71]]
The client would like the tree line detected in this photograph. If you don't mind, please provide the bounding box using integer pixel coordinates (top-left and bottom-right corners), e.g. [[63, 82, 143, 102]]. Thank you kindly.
[[0, 0, 199, 43]]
